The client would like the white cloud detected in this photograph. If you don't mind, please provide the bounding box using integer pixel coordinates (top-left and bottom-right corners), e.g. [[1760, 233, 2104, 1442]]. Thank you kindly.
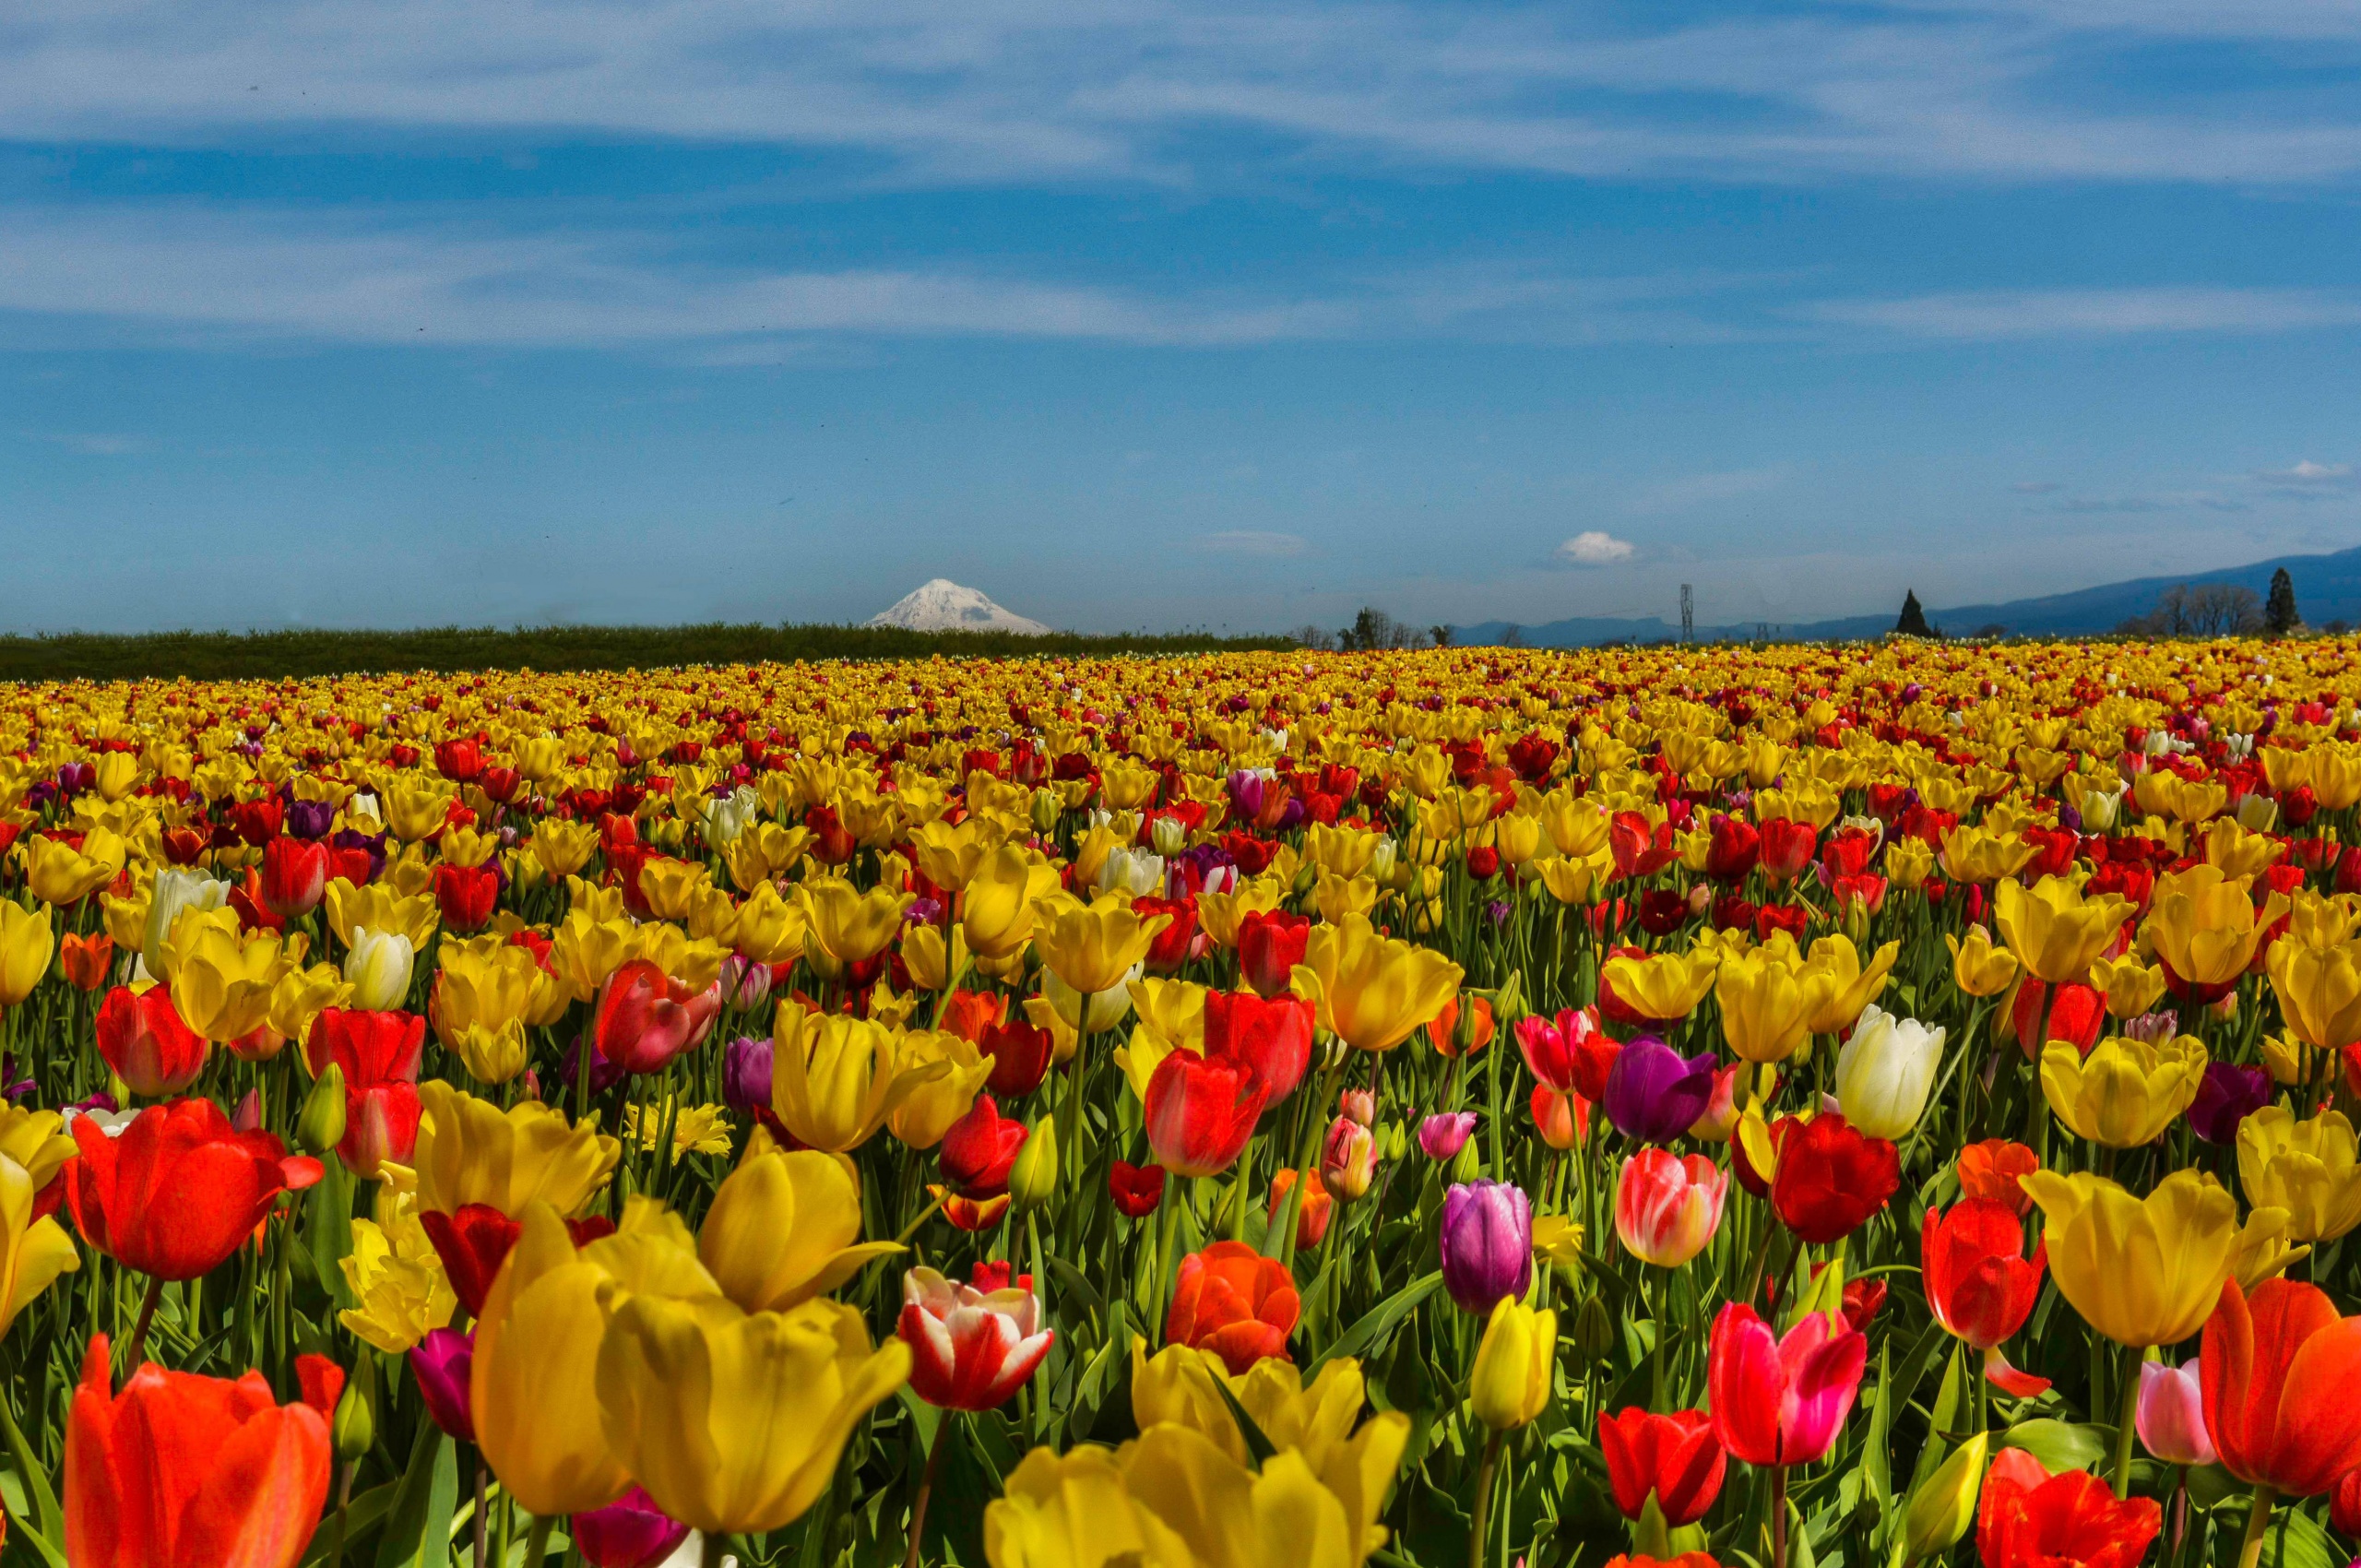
[[2253, 460, 2358, 487], [1555, 529, 1636, 565], [1811, 288, 2361, 340], [1195, 530, 1309, 556]]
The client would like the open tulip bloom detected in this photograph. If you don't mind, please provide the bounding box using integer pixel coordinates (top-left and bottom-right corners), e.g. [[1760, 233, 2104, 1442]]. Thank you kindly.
[[16, 638, 2361, 1567]]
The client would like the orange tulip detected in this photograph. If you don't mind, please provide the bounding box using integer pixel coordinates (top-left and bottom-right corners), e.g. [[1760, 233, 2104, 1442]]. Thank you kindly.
[[60, 932, 114, 992]]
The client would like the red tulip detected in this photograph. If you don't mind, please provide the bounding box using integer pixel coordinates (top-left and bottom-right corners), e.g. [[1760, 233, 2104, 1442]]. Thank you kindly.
[[593, 959, 722, 1075], [1757, 819, 1816, 886], [1597, 1408, 1726, 1526], [257, 837, 330, 921], [304, 1007, 426, 1086], [1144, 1050, 1267, 1178], [94, 985, 208, 1099], [2202, 1277, 2361, 1497], [1703, 815, 1759, 884], [65, 1099, 321, 1281], [1133, 895, 1201, 975], [431, 862, 501, 934], [1923, 1198, 2050, 1396], [420, 1204, 616, 1317], [2010, 979, 2106, 1058], [1237, 909, 1311, 999], [1109, 1159, 1166, 1217], [897, 1265, 1054, 1412], [433, 738, 484, 784], [1770, 1113, 1899, 1244], [1204, 990, 1315, 1104], [60, 932, 114, 992], [1956, 1139, 2039, 1215], [479, 766, 521, 805], [976, 1017, 1054, 1098], [940, 991, 1006, 1043], [1167, 1241, 1299, 1374], [1706, 1301, 1866, 1467], [940, 1096, 1026, 1199], [65, 1334, 332, 1568], [226, 797, 282, 848], [1976, 1448, 2159, 1568]]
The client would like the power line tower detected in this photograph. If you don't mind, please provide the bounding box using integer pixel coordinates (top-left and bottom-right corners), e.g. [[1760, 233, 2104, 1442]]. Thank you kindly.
[[1679, 584, 1693, 642]]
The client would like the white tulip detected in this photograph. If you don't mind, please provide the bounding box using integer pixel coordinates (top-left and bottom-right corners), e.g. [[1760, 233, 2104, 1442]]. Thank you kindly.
[[143, 869, 231, 978], [1834, 1002, 1944, 1139], [345, 927, 416, 1011]]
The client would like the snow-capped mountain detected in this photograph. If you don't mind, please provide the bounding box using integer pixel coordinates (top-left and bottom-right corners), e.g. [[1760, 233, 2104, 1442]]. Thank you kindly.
[[865, 579, 1050, 635]]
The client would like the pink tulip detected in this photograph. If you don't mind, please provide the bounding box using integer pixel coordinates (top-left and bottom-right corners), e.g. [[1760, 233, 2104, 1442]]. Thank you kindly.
[[1614, 1149, 1727, 1268], [1707, 1301, 1868, 1467], [1418, 1111, 1476, 1160], [897, 1265, 1055, 1412], [592, 959, 723, 1075], [2137, 1360, 2216, 1467]]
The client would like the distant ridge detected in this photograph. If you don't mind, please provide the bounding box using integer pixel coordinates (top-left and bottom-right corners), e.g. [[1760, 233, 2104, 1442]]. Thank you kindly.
[[866, 579, 1050, 635], [1458, 543, 2361, 647]]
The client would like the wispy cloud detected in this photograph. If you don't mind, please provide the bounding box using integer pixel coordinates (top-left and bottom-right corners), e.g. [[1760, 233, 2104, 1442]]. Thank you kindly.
[[2049, 491, 2249, 514], [2252, 460, 2359, 491], [1810, 288, 2361, 340], [1194, 529, 1309, 556], [23, 431, 146, 455]]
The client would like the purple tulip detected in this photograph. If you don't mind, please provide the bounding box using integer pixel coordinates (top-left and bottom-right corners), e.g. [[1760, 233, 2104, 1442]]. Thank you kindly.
[[723, 1034, 775, 1112], [572, 1487, 691, 1568], [562, 1035, 630, 1099], [409, 1327, 475, 1442], [1601, 1036, 1717, 1144], [1440, 1179, 1532, 1313], [284, 799, 337, 840], [1418, 1111, 1477, 1161], [331, 827, 388, 883], [2189, 1063, 2271, 1145]]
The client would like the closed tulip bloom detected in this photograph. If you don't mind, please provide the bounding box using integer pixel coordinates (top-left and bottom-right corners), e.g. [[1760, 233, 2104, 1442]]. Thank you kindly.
[[1440, 1180, 1533, 1313], [1145, 1050, 1266, 1178], [977, 1017, 1055, 1099], [2135, 1361, 2214, 1467], [2021, 1169, 2241, 1347], [258, 837, 331, 921], [1993, 876, 2134, 985], [571, 1488, 689, 1568], [770, 1005, 946, 1153], [2189, 1063, 2272, 1145], [1834, 1003, 1945, 1139], [65, 1099, 321, 1281], [1975, 1449, 2160, 1568], [1321, 1117, 1378, 1200], [1237, 909, 1311, 998], [2269, 937, 2361, 1051], [2040, 1035, 2208, 1148], [592, 959, 722, 1076], [1599, 948, 1719, 1025], [0, 899, 54, 1008], [1470, 1297, 1556, 1431], [1167, 1241, 1300, 1374], [1714, 939, 1832, 1064], [64, 1334, 332, 1568], [59, 930, 113, 992], [1801, 934, 1900, 1035], [1615, 1150, 1727, 1268], [94, 984, 208, 1099], [959, 847, 1058, 963], [410, 1081, 620, 1221], [1203, 990, 1316, 1105], [1109, 1159, 1167, 1218], [1289, 911, 1464, 1052], [1598, 1408, 1726, 1526], [409, 1326, 476, 1442], [699, 1145, 901, 1313], [344, 928, 416, 1012], [1771, 1113, 1899, 1244], [1946, 924, 2022, 998], [2202, 1277, 2361, 1496], [2238, 1106, 2361, 1241], [1418, 1111, 1477, 1160], [1602, 1037, 1717, 1144], [1706, 1301, 1867, 1467], [1922, 1198, 2049, 1396], [898, 1265, 1054, 1411]]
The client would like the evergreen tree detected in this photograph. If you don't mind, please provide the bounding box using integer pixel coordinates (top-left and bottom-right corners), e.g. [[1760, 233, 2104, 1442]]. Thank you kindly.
[[1895, 590, 1931, 637], [2266, 567, 2301, 636]]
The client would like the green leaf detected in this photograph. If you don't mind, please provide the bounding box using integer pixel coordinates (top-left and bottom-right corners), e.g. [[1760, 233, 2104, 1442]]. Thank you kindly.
[[298, 1479, 402, 1565], [0, 1386, 62, 1550], [1859, 1339, 1893, 1525], [1207, 1374, 1280, 1468], [2265, 1501, 2336, 1568], [374, 1420, 448, 1568], [1048, 1258, 1106, 1324], [1999, 1419, 2113, 1476], [1308, 1271, 1443, 1375]]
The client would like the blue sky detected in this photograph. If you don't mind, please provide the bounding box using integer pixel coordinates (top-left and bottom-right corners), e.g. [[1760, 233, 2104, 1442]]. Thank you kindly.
[[6, 0, 2361, 636]]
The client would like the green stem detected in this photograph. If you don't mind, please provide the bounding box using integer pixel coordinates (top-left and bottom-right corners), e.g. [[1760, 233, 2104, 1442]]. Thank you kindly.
[[2112, 1341, 2142, 1500], [905, 1413, 953, 1568], [2235, 1485, 2277, 1568], [1155, 1193, 1185, 1342], [520, 1512, 556, 1564], [1275, 1055, 1347, 1268], [1466, 1431, 1503, 1568]]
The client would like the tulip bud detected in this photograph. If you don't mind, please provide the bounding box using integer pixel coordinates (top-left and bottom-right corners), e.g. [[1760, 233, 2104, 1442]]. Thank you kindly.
[[1469, 1297, 1556, 1431], [1007, 1116, 1059, 1215], [1321, 1115, 1377, 1200], [1339, 1087, 1375, 1126], [1149, 814, 1187, 858], [332, 1355, 376, 1462], [1029, 790, 1062, 833], [1903, 1431, 1988, 1564], [299, 1063, 348, 1156], [1574, 1293, 1616, 1358]]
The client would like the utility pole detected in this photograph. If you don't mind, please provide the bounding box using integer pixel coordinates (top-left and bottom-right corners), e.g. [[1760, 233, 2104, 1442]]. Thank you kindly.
[[1679, 584, 1693, 643]]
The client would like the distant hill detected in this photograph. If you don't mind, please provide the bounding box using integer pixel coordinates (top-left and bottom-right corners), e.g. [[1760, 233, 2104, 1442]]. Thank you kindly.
[[1457, 543, 2361, 647]]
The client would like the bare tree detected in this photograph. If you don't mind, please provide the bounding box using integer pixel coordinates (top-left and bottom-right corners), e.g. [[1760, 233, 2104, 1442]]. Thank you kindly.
[[2118, 582, 2263, 637], [1336, 607, 1427, 651]]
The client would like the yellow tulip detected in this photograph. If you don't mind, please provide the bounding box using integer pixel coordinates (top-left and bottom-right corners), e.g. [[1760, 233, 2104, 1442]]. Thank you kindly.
[[1290, 911, 1463, 1053], [1196, 877, 1285, 948], [1115, 1425, 1380, 1568], [91, 753, 141, 803], [528, 818, 600, 880], [0, 1107, 77, 1194], [338, 1191, 457, 1353], [0, 901, 53, 1009], [798, 877, 914, 978], [0, 1153, 77, 1343], [1801, 935, 1898, 1035], [547, 910, 635, 1002], [382, 780, 457, 843], [1302, 823, 1385, 879], [2039, 1035, 2206, 1148], [732, 880, 808, 967], [595, 1293, 908, 1535], [410, 1081, 621, 1218], [619, 923, 729, 994], [1992, 876, 2134, 985], [899, 924, 967, 993], [2231, 1206, 2310, 1291], [884, 1028, 992, 1148], [325, 879, 441, 950], [1884, 838, 1935, 891], [18, 829, 125, 907], [960, 845, 1062, 962], [1530, 852, 1611, 907], [909, 815, 1003, 892], [1469, 1297, 1556, 1431], [260, 963, 353, 1059], [634, 857, 711, 922], [2268, 939, 2361, 1051], [1715, 936, 1834, 1064], [2145, 863, 2287, 991], [1600, 947, 1719, 1022], [2086, 954, 2168, 1020], [431, 940, 550, 1084], [1938, 826, 2035, 885], [698, 1143, 903, 1312], [985, 1444, 1193, 1567], [770, 1006, 946, 1153], [2201, 818, 2284, 880], [2021, 1169, 2241, 1347], [2238, 1106, 2361, 1241], [168, 921, 296, 1044], [1945, 925, 2020, 998], [1536, 791, 1610, 859], [2284, 891, 2361, 950], [1037, 894, 1170, 997]]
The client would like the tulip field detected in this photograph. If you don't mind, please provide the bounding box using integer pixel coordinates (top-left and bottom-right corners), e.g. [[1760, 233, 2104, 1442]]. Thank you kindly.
[[8, 637, 2361, 1568]]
